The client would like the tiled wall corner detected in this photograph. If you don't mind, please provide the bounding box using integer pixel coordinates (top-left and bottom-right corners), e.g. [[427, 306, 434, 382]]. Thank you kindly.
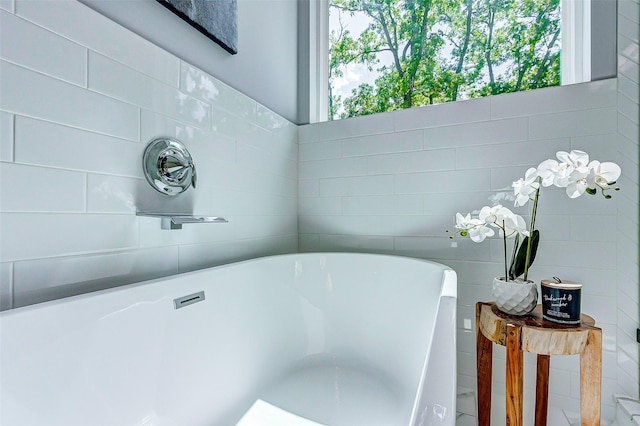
[[616, 0, 640, 400], [0, 0, 297, 310]]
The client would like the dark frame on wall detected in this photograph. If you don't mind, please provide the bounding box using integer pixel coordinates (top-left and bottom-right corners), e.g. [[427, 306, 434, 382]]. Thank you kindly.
[[157, 0, 238, 55]]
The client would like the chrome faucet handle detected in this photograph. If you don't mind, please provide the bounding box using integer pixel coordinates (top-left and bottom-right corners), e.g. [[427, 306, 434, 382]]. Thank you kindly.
[[190, 161, 197, 189], [143, 138, 196, 196]]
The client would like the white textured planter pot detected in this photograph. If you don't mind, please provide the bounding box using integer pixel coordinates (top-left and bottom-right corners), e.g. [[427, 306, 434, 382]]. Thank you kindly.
[[492, 277, 538, 315]]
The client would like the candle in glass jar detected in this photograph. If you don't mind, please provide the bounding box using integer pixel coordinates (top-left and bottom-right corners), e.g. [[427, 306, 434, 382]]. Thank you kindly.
[[541, 278, 582, 325]]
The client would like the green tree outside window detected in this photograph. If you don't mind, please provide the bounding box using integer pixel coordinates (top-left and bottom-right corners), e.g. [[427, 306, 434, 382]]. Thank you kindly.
[[329, 0, 561, 120]]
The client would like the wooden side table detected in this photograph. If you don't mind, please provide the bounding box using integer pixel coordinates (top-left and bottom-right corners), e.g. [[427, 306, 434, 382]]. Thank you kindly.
[[476, 302, 602, 426]]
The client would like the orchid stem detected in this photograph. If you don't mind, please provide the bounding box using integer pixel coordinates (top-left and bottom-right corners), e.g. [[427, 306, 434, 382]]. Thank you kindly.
[[523, 181, 541, 281], [503, 220, 508, 281]]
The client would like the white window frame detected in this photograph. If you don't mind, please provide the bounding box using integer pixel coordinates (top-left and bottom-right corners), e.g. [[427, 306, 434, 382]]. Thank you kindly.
[[313, 0, 596, 122], [311, 0, 329, 123], [561, 0, 592, 85]]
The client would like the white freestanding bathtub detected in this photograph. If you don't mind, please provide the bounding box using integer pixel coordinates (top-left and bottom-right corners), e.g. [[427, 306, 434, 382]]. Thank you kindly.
[[0, 253, 457, 426]]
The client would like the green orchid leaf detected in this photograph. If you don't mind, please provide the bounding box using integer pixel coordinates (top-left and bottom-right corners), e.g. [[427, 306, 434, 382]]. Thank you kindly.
[[508, 234, 520, 281], [509, 230, 540, 279]]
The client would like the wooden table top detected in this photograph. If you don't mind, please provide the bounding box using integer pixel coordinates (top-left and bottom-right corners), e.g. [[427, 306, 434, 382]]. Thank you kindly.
[[479, 301, 595, 329], [477, 302, 599, 355]]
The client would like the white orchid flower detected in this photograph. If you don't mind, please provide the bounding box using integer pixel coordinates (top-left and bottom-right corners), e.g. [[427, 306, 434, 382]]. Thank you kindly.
[[479, 205, 515, 227], [455, 212, 478, 230], [468, 224, 495, 242], [453, 212, 494, 242], [512, 167, 540, 207], [502, 213, 529, 238], [586, 160, 621, 189], [556, 150, 590, 172], [565, 168, 590, 198], [538, 151, 590, 189], [554, 150, 590, 191], [478, 205, 528, 238], [537, 159, 571, 187], [478, 204, 529, 238], [479, 205, 505, 226]]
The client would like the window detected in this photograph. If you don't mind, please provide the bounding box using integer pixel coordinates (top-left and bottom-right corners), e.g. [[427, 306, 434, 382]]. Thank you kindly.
[[322, 0, 587, 121]]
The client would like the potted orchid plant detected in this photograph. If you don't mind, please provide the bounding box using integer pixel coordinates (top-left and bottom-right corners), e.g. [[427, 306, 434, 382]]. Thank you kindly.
[[448, 150, 621, 315]]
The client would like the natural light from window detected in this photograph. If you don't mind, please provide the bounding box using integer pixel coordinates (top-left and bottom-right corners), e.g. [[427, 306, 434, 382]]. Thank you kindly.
[[326, 0, 590, 121]]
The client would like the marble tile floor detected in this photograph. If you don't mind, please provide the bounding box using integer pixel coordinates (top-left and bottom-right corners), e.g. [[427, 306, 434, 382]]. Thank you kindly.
[[455, 387, 619, 426]]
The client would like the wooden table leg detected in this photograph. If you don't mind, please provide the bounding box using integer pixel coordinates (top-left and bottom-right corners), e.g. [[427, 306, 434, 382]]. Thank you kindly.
[[535, 354, 550, 426], [476, 303, 493, 426], [580, 328, 602, 426], [506, 323, 523, 426]]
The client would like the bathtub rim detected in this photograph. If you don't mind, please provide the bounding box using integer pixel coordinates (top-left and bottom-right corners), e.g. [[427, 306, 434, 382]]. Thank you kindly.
[[0, 251, 456, 315]]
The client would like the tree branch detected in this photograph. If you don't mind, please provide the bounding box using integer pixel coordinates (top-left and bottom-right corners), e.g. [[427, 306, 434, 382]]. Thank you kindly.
[[372, 3, 404, 77], [452, 0, 473, 101], [531, 27, 560, 88], [484, 7, 496, 92]]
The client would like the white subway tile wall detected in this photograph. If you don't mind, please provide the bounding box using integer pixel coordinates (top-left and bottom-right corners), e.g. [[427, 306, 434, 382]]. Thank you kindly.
[[0, 11, 87, 87], [616, 0, 640, 403], [15, 0, 181, 86], [0, 2, 297, 308], [1, 61, 139, 140], [0, 112, 13, 162], [299, 74, 636, 423], [0, 0, 13, 13]]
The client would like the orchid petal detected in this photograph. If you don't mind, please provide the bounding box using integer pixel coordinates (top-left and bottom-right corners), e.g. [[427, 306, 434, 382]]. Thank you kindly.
[[557, 150, 589, 168], [455, 212, 469, 228], [514, 191, 530, 207], [512, 168, 539, 207], [478, 206, 495, 224], [595, 161, 621, 182], [524, 167, 538, 183], [498, 212, 528, 238], [566, 179, 588, 198], [469, 226, 494, 242], [538, 159, 571, 187]]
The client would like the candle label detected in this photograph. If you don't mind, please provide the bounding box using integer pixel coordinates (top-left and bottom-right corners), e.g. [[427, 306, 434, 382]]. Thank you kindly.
[[541, 281, 581, 325]]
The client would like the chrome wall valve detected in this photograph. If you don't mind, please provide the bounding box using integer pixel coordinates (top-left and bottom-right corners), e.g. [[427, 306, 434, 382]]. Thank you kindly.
[[143, 137, 197, 196]]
